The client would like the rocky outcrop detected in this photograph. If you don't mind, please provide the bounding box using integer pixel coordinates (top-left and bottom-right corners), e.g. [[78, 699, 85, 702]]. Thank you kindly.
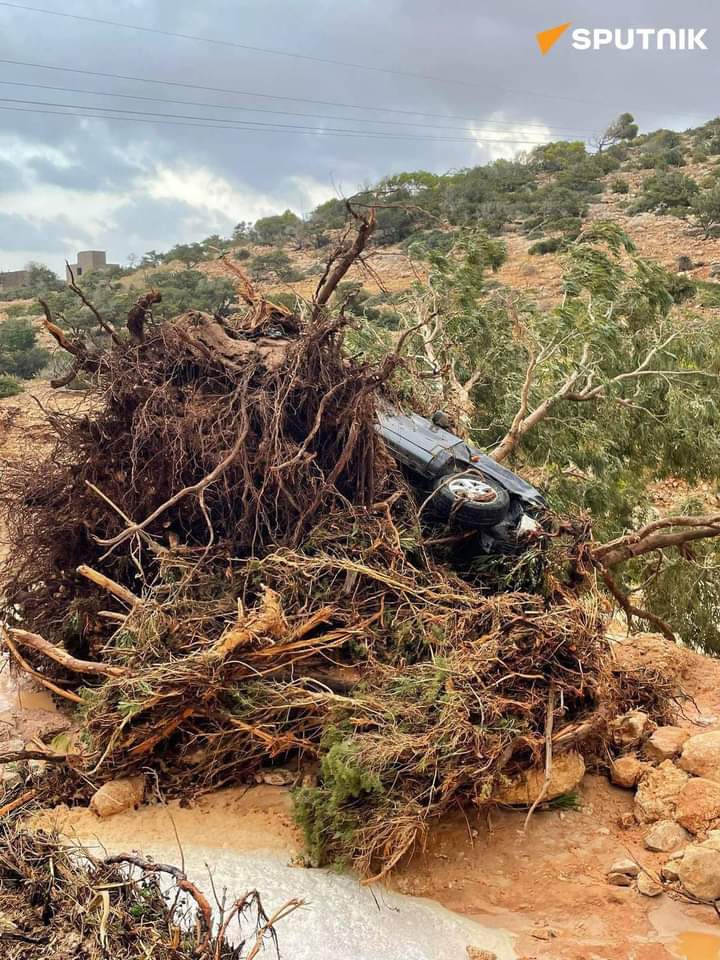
[[634, 761, 689, 823], [678, 731, 720, 782], [611, 711, 655, 750]]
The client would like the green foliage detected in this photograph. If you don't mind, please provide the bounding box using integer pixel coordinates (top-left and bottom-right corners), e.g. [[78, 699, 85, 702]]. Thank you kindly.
[[251, 209, 302, 246], [529, 236, 568, 256], [599, 113, 638, 149], [42, 269, 235, 339], [610, 177, 630, 194], [529, 140, 588, 172], [0, 317, 49, 378], [629, 171, 700, 217], [691, 184, 720, 238], [0, 375, 22, 398], [293, 732, 384, 866], [249, 250, 302, 282]]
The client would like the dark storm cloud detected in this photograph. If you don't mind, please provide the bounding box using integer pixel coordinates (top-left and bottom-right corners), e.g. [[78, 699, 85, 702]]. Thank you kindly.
[[0, 0, 717, 270]]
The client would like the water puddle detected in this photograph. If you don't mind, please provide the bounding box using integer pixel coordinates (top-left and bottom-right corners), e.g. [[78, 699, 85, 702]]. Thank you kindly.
[[673, 933, 720, 960], [74, 834, 516, 960]]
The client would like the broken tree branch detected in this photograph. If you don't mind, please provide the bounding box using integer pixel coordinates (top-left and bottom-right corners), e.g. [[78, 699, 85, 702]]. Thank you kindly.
[[593, 514, 720, 568], [4, 627, 130, 678], [313, 205, 376, 313], [66, 262, 122, 345]]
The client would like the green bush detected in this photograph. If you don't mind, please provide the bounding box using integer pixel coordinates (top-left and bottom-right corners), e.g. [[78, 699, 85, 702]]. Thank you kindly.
[[0, 375, 22, 398], [529, 236, 568, 255], [628, 171, 700, 216], [610, 177, 630, 195], [0, 317, 49, 378], [249, 250, 302, 282]]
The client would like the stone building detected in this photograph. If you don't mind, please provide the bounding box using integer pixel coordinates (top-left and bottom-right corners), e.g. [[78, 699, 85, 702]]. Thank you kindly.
[[65, 250, 118, 282], [0, 268, 31, 291]]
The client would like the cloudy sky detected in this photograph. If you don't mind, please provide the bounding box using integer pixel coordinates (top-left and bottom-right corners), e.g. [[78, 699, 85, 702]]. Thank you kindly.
[[0, 0, 717, 272]]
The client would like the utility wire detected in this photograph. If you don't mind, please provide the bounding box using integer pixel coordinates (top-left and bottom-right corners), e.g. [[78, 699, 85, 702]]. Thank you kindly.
[[0, 77, 598, 137], [0, 97, 570, 145], [0, 57, 594, 133], [0, 0, 708, 119]]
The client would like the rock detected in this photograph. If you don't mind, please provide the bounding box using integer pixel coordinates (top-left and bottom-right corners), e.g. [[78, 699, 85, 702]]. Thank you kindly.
[[493, 751, 585, 806], [254, 768, 295, 786], [608, 858, 640, 877], [89, 776, 145, 818], [610, 755, 647, 789], [612, 711, 655, 749], [661, 861, 681, 882], [709, 262, 720, 278], [676, 844, 720, 902], [636, 872, 664, 897], [634, 761, 690, 824], [679, 731, 720, 782], [607, 872, 633, 886], [645, 726, 690, 762], [466, 950, 497, 960], [644, 819, 690, 853], [674, 778, 720, 835]]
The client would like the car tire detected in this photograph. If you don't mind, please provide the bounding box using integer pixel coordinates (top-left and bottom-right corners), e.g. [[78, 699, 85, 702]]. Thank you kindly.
[[430, 470, 510, 528]]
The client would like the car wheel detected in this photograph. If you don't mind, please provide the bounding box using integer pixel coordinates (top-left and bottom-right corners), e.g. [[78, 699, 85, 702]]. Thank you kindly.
[[431, 470, 510, 527]]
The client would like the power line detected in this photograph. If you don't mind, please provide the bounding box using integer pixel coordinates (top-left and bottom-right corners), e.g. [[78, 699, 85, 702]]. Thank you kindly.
[[0, 0, 705, 120], [0, 58, 593, 134], [0, 0, 525, 90], [0, 97, 569, 145], [0, 77, 598, 138]]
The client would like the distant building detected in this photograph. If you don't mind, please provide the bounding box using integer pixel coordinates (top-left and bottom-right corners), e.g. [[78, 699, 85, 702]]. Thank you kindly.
[[66, 250, 118, 282], [0, 268, 31, 291]]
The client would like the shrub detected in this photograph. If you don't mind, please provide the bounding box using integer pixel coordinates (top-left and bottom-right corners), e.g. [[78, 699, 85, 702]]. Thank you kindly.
[[629, 171, 700, 216], [690, 184, 720, 238], [0, 317, 49, 378], [249, 250, 302, 282], [0, 374, 22, 398], [610, 177, 630, 194], [529, 236, 568, 255]]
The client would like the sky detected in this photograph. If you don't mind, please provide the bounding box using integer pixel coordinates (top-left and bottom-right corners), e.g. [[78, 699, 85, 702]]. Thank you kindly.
[[0, 0, 717, 273]]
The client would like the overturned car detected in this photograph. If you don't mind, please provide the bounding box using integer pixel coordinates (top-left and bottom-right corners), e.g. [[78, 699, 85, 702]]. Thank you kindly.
[[377, 409, 546, 554]]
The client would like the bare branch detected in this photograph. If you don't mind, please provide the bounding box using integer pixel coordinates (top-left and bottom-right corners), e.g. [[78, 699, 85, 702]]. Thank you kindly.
[[593, 514, 720, 568], [313, 205, 376, 314], [65, 262, 122, 345]]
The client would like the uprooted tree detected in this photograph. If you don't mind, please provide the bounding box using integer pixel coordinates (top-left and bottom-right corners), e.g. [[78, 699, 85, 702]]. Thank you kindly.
[[0, 206, 715, 879]]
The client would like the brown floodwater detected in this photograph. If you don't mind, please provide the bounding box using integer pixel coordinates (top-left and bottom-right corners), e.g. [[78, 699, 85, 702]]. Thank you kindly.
[[673, 933, 720, 960]]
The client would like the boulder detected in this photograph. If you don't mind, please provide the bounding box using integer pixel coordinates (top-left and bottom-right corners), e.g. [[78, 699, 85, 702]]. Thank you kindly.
[[493, 751, 585, 806], [644, 819, 690, 853], [709, 262, 720, 278], [634, 761, 689, 824], [644, 726, 690, 763], [676, 844, 720, 902], [89, 776, 145, 818], [636, 872, 663, 897], [612, 711, 655, 750], [608, 858, 640, 878], [679, 731, 720, 782], [674, 778, 720, 835], [610, 754, 647, 789]]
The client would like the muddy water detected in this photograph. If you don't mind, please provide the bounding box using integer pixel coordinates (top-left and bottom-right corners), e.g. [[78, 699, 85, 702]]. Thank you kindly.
[[48, 798, 517, 960], [673, 933, 720, 960]]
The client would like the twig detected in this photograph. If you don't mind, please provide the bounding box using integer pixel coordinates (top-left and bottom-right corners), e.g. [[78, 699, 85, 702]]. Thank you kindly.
[[523, 684, 556, 831], [0, 629, 83, 703], [66, 262, 122, 345], [77, 564, 141, 607]]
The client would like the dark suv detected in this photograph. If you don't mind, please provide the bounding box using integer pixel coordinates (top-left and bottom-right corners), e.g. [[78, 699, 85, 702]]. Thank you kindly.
[[377, 409, 546, 552]]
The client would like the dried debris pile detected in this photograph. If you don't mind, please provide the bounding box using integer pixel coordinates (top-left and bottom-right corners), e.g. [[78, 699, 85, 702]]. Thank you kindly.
[[0, 212, 675, 878]]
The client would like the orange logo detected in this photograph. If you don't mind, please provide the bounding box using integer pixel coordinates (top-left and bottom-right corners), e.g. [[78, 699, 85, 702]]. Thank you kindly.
[[536, 21, 572, 54]]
